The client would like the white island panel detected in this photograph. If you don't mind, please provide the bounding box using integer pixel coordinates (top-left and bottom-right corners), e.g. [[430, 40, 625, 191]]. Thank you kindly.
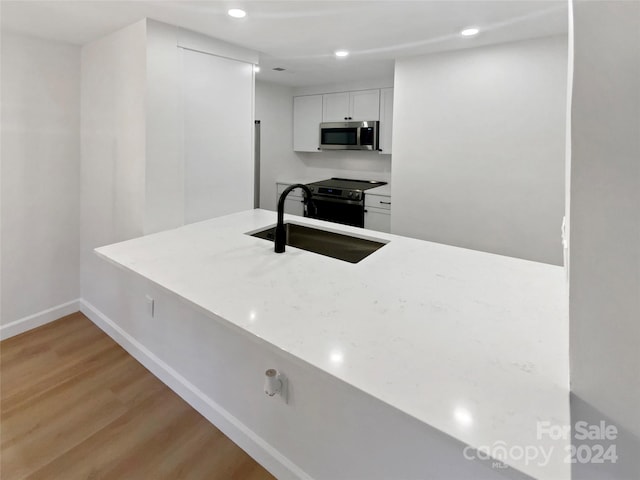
[[95, 209, 569, 480]]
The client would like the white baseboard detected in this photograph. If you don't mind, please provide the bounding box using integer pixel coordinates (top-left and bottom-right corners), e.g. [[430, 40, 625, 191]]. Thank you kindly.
[[80, 299, 310, 480], [0, 299, 81, 341]]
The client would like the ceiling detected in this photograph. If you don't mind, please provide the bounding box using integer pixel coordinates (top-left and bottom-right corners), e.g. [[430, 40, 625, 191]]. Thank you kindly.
[[0, 1, 568, 87]]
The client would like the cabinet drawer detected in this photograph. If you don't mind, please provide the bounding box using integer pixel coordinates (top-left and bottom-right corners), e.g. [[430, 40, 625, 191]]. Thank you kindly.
[[277, 183, 304, 198], [365, 194, 391, 210]]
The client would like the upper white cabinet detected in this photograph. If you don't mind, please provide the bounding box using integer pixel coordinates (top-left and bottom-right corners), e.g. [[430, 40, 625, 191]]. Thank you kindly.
[[378, 88, 394, 154], [321, 92, 349, 122], [293, 87, 392, 153], [322, 89, 380, 122], [293, 95, 323, 152]]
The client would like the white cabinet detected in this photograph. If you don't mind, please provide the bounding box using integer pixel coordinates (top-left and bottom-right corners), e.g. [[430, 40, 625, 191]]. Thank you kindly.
[[378, 88, 394, 154], [365, 209, 391, 233], [276, 183, 305, 217], [293, 87, 392, 154], [350, 89, 381, 121], [364, 193, 391, 233], [293, 95, 323, 152], [322, 89, 380, 122], [321, 92, 350, 122]]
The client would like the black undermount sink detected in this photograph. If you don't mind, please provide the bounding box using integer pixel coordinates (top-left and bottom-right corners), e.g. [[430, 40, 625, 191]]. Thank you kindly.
[[249, 222, 387, 264]]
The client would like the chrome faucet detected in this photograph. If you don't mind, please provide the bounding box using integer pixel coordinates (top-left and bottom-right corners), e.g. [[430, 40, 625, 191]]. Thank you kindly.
[[275, 184, 315, 253]]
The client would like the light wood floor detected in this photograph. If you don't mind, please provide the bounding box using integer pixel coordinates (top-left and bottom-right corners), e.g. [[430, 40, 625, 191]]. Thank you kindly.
[[0, 312, 276, 480]]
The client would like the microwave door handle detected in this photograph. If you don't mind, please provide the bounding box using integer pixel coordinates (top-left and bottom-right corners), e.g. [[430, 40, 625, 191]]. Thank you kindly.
[[356, 127, 361, 147]]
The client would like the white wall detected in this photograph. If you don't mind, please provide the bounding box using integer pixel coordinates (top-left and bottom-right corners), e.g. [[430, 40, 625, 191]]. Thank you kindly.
[[292, 76, 393, 97], [569, 2, 640, 478], [80, 19, 147, 309], [294, 78, 393, 185], [255, 81, 306, 210], [256, 78, 393, 211], [143, 19, 259, 232], [298, 151, 391, 185], [392, 35, 568, 265], [81, 19, 259, 315], [1, 31, 80, 331], [144, 20, 183, 234], [182, 48, 254, 223]]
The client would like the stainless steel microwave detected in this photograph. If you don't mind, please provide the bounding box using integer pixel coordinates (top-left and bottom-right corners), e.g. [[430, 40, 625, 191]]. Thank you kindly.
[[319, 121, 379, 151]]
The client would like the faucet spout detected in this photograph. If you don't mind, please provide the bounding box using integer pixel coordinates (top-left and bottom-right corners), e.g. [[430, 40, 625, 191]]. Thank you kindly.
[[275, 184, 315, 253]]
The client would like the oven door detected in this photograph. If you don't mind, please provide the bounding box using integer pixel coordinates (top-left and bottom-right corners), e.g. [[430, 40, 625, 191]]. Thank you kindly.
[[306, 196, 364, 227]]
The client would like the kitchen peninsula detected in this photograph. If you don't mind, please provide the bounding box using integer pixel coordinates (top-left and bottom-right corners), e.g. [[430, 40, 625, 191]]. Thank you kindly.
[[94, 209, 569, 480]]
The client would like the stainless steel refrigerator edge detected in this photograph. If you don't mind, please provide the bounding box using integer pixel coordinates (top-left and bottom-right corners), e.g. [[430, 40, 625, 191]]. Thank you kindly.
[[254, 120, 261, 209]]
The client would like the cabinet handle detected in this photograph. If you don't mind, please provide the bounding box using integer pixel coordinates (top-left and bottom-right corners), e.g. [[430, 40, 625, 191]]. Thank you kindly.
[[317, 147, 321, 150], [348, 116, 353, 120], [364, 209, 368, 213], [380, 201, 391, 205], [344, 117, 348, 120]]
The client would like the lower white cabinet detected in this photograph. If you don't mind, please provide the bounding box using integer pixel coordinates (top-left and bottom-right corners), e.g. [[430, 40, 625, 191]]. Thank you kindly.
[[277, 182, 391, 230], [283, 198, 305, 216], [276, 183, 305, 217], [365, 208, 391, 233], [365, 193, 391, 233]]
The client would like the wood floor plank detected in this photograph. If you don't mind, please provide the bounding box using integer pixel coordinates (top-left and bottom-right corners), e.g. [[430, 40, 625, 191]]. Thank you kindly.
[[1, 344, 127, 417], [0, 313, 276, 480]]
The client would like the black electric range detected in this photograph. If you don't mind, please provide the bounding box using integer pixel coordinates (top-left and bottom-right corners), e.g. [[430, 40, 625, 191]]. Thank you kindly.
[[305, 178, 387, 227]]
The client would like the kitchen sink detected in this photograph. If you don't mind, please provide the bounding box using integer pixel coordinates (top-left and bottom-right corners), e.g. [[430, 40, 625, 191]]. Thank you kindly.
[[249, 222, 387, 263]]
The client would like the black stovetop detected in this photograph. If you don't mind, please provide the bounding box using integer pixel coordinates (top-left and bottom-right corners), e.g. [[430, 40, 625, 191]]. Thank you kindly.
[[307, 178, 387, 192]]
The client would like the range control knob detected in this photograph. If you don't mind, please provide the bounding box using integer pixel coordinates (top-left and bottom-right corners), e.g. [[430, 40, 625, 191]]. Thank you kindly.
[[310, 186, 315, 192], [347, 191, 353, 198]]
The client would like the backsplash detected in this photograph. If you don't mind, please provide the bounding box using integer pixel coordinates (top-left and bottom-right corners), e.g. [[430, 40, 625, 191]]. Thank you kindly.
[[297, 150, 391, 182]]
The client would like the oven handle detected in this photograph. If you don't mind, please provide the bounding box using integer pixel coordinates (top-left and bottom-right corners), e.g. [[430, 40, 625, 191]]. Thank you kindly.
[[311, 195, 364, 206]]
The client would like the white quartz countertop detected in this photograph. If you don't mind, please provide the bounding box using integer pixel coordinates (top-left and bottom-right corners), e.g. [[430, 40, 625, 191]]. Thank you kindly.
[[276, 177, 326, 186], [366, 184, 391, 196], [96, 209, 569, 479]]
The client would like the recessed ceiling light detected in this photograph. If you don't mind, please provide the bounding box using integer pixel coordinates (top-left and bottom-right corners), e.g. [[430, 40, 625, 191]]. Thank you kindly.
[[334, 50, 349, 58], [461, 27, 479, 37], [228, 8, 246, 18]]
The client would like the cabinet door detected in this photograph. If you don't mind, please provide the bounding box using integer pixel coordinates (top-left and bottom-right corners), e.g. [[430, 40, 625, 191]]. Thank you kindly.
[[277, 183, 305, 216], [284, 198, 305, 216], [365, 193, 392, 210], [378, 88, 394, 154], [322, 92, 350, 122], [349, 89, 380, 121], [293, 95, 323, 152], [277, 183, 303, 199], [364, 208, 391, 233]]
